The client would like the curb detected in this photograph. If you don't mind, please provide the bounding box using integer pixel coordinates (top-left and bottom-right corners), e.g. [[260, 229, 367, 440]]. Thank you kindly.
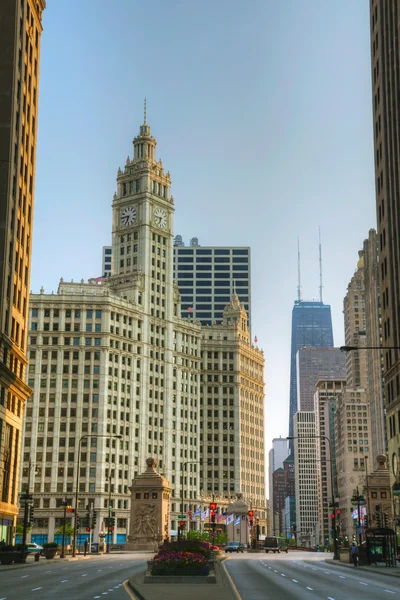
[[325, 558, 400, 579], [127, 577, 147, 600], [220, 557, 242, 600]]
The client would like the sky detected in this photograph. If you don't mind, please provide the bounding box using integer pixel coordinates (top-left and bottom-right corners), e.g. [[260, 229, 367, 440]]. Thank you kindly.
[[32, 0, 376, 493]]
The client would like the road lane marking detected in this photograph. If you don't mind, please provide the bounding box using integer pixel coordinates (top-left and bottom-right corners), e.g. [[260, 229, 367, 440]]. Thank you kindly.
[[94, 597, 101, 599], [327, 597, 336, 600], [61, 580, 68, 583], [45, 570, 51, 573], [306, 587, 313, 591], [324, 571, 331, 574], [339, 575, 346, 579], [82, 574, 88, 577], [32, 588, 42, 592], [359, 582, 368, 586], [312, 568, 317, 570], [21, 575, 28, 578], [385, 591, 396, 594], [292, 579, 298, 583], [281, 573, 286, 577]]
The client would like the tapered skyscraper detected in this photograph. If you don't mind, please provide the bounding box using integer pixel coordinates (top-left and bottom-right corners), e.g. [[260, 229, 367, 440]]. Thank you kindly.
[[288, 300, 334, 451]]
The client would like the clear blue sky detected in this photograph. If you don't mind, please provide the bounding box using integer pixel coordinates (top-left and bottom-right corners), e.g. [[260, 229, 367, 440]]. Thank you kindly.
[[33, 0, 376, 492]]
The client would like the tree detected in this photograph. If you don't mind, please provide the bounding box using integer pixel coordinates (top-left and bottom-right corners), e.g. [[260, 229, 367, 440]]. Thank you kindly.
[[55, 523, 74, 537]]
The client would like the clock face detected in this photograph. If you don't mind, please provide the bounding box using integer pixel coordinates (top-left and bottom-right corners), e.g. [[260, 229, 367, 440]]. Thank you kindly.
[[120, 206, 137, 227], [154, 207, 167, 229]]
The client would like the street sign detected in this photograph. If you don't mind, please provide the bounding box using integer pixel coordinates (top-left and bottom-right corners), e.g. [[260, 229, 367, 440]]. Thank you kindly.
[[178, 514, 186, 519]]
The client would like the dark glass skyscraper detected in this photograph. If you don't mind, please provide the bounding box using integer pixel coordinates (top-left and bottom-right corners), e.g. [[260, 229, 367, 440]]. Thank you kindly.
[[288, 301, 334, 451]]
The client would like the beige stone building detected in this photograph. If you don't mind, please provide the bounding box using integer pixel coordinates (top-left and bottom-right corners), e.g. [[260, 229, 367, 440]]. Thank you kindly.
[[199, 295, 265, 527], [369, 1, 400, 488], [314, 378, 346, 546], [20, 119, 266, 545], [343, 252, 368, 389], [363, 229, 386, 459], [0, 0, 45, 543], [335, 388, 371, 542]]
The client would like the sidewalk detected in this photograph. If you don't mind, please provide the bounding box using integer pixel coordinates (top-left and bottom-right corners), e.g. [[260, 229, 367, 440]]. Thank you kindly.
[[326, 558, 400, 578], [128, 558, 238, 600], [0, 554, 92, 571]]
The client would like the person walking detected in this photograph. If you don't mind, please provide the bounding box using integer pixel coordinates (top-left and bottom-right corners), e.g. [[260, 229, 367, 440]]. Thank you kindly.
[[351, 542, 359, 566]]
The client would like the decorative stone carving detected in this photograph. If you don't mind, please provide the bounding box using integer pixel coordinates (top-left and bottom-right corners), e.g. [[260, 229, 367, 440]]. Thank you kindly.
[[126, 457, 172, 551]]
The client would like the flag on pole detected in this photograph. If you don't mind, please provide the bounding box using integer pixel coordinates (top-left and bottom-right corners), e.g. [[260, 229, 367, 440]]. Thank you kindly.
[[234, 517, 241, 526], [193, 506, 201, 518], [95, 276, 106, 282], [254, 336, 258, 343], [226, 514, 234, 525], [187, 307, 193, 313]]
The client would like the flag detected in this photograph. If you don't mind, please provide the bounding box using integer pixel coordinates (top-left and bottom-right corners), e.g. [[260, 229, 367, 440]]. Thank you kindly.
[[201, 508, 209, 521], [187, 307, 193, 313], [193, 506, 201, 518], [95, 276, 106, 282], [226, 514, 234, 525], [254, 336, 258, 343], [234, 517, 241, 526]]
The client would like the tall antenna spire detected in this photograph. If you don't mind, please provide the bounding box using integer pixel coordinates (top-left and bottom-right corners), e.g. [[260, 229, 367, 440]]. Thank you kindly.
[[144, 98, 147, 125], [319, 226, 323, 303], [297, 237, 302, 302]]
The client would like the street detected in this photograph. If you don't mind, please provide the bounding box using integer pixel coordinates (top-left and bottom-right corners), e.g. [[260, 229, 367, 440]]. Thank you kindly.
[[0, 553, 148, 600], [225, 551, 400, 599]]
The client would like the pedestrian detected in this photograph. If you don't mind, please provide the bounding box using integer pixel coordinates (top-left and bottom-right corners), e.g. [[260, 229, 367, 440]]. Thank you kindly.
[[351, 542, 359, 566]]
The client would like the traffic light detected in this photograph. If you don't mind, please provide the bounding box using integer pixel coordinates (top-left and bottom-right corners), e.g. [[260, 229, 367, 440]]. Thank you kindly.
[[92, 511, 97, 528], [376, 505, 382, 528], [85, 527, 90, 532], [179, 520, 186, 530], [77, 514, 81, 529], [209, 502, 217, 511], [331, 512, 335, 535], [110, 517, 116, 527], [28, 504, 34, 525], [248, 510, 254, 518], [211, 511, 216, 524], [364, 515, 368, 528]]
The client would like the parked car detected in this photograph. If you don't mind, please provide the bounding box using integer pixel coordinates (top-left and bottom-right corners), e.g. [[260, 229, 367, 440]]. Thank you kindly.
[[225, 542, 245, 553], [26, 543, 43, 554]]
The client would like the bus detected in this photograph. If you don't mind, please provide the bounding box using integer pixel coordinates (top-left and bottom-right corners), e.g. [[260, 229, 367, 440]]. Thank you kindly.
[[264, 536, 288, 553]]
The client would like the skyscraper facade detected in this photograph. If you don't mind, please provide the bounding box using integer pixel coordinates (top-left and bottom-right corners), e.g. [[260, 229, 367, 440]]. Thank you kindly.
[[296, 347, 346, 411], [369, 2, 400, 482], [294, 411, 318, 547], [0, 0, 45, 543], [173, 236, 251, 328], [288, 301, 334, 448]]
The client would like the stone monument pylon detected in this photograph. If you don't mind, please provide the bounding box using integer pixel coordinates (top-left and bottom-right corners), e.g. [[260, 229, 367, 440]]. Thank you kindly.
[[126, 457, 172, 551], [227, 493, 249, 544]]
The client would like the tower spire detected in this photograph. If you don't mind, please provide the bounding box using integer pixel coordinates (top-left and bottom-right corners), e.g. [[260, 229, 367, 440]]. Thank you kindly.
[[144, 98, 147, 125], [319, 226, 323, 303], [297, 237, 302, 302]]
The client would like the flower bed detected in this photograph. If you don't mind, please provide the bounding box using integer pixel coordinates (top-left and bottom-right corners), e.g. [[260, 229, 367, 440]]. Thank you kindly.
[[152, 550, 209, 576]]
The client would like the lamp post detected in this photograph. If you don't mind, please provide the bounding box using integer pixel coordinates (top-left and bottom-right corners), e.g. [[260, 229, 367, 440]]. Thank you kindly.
[[351, 486, 366, 547], [287, 434, 339, 560], [72, 434, 122, 557], [21, 459, 36, 551], [107, 474, 112, 554], [60, 500, 69, 559]]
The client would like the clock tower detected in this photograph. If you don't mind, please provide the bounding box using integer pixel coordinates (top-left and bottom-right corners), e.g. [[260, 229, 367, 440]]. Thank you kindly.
[[110, 106, 174, 311]]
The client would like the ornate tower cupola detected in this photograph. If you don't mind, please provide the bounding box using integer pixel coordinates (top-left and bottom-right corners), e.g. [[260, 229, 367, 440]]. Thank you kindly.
[[133, 99, 157, 162], [223, 287, 251, 343]]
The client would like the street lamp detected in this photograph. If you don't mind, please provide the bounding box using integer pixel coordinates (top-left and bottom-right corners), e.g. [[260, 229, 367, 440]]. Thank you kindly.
[[72, 434, 122, 557], [287, 434, 339, 560], [20, 460, 37, 551], [351, 486, 366, 547]]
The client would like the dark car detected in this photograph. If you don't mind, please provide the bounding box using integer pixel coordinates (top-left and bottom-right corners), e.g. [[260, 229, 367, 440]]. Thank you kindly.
[[225, 541, 245, 553]]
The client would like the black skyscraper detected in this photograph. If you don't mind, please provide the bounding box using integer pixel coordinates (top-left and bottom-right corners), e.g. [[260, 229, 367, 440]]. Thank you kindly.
[[288, 301, 334, 452]]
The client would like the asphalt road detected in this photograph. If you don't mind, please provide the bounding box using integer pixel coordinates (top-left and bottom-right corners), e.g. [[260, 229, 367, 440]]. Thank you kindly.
[[0, 553, 148, 600], [225, 551, 400, 600]]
